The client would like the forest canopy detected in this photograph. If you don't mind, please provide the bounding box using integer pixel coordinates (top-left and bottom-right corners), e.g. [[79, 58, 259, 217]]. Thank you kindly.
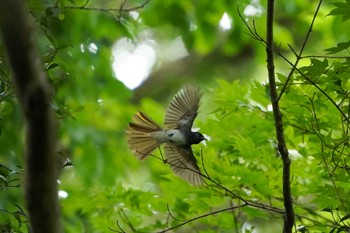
[[0, 0, 350, 232]]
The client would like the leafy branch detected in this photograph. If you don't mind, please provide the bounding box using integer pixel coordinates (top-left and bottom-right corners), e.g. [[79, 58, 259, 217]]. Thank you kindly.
[[274, 50, 349, 124], [110, 203, 248, 233], [156, 151, 286, 213], [50, 0, 150, 13], [277, 0, 324, 101], [309, 95, 348, 212], [111, 148, 289, 232], [239, 0, 349, 124], [0, 72, 14, 103], [300, 55, 350, 59], [0, 164, 23, 191], [157, 203, 248, 233], [0, 205, 29, 231], [109, 151, 286, 232]]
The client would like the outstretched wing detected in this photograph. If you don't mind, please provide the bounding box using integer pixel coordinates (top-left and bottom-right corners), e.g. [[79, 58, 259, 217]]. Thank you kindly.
[[164, 143, 203, 186], [164, 86, 201, 131]]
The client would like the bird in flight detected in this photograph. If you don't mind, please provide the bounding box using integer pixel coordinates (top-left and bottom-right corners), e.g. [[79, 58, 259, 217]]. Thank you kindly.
[[126, 85, 206, 186]]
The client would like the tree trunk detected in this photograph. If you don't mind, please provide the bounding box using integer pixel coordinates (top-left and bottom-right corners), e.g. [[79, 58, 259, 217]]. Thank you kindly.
[[0, 1, 61, 232]]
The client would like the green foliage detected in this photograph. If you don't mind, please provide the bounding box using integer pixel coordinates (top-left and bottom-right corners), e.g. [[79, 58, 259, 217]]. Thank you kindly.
[[1, 0, 350, 232], [328, 0, 350, 22]]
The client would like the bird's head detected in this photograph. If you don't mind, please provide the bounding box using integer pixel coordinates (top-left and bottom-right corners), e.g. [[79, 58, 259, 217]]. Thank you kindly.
[[190, 132, 207, 145]]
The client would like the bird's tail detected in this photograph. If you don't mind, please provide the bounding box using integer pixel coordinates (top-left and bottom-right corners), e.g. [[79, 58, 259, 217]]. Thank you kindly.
[[126, 111, 163, 159]]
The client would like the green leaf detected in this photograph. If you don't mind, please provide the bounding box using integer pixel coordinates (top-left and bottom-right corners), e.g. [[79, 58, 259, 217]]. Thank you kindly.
[[321, 207, 333, 213], [324, 41, 350, 54], [59, 12, 65, 20], [328, 1, 350, 22], [336, 226, 350, 232], [47, 63, 59, 70], [340, 214, 350, 222]]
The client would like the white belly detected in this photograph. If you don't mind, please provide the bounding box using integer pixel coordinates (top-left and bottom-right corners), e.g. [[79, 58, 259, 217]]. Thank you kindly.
[[149, 129, 186, 145], [165, 129, 186, 145]]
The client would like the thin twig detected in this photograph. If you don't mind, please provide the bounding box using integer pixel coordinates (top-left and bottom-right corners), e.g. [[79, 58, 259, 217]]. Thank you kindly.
[[166, 203, 182, 222], [239, 1, 349, 124], [310, 95, 347, 212], [200, 148, 211, 179], [278, 0, 324, 101], [237, 8, 265, 46], [118, 0, 128, 20], [118, 208, 137, 232], [301, 55, 350, 59], [277, 51, 350, 123], [108, 220, 127, 233], [152, 148, 287, 215], [80, 0, 90, 8], [156, 204, 248, 233], [331, 138, 350, 170], [266, 0, 295, 232], [58, 0, 150, 13]]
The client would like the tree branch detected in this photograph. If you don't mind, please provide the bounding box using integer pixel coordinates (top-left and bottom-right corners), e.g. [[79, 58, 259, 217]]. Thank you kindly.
[[152, 152, 286, 215], [309, 96, 347, 212], [273, 49, 350, 123], [156, 204, 248, 233], [277, 0, 324, 101], [0, 1, 61, 232], [54, 0, 150, 13], [239, 1, 349, 124], [266, 0, 295, 232]]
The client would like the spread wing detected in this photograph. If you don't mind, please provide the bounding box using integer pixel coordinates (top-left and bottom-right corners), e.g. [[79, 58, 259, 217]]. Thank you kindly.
[[164, 143, 203, 186], [164, 86, 201, 131]]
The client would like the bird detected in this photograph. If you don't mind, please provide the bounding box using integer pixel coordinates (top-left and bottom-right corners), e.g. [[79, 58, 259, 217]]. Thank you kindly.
[[126, 85, 206, 186]]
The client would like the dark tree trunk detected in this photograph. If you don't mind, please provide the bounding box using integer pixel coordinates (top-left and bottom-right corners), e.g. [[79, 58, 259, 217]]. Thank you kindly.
[[0, 1, 61, 232]]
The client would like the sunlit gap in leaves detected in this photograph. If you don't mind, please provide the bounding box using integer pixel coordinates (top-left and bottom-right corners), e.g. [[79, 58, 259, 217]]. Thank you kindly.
[[219, 12, 232, 31], [112, 38, 156, 90], [112, 35, 189, 89], [58, 190, 68, 199], [80, 42, 98, 71], [57, 180, 68, 199], [80, 42, 98, 54], [244, 0, 263, 17]]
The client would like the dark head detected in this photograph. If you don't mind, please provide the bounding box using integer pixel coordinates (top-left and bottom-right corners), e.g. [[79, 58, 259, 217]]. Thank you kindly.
[[189, 132, 206, 145]]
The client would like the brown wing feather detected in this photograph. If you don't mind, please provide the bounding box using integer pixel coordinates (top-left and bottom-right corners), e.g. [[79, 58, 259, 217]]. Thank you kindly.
[[165, 86, 201, 131], [164, 143, 203, 186]]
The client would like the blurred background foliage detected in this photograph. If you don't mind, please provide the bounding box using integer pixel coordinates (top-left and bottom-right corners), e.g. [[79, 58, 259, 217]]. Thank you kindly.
[[1, 0, 350, 232]]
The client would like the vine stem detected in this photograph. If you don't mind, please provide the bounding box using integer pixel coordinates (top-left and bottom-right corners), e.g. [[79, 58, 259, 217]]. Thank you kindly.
[[266, 0, 295, 232]]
